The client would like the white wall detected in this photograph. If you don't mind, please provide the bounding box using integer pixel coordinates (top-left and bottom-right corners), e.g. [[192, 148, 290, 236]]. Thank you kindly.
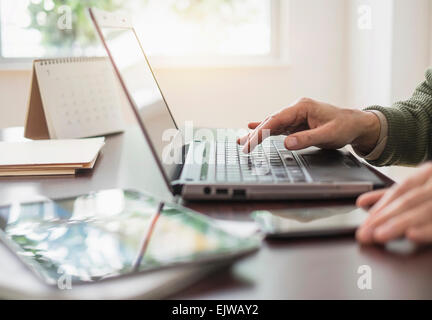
[[348, 0, 431, 108], [430, 1, 432, 65], [0, 70, 32, 127], [391, 0, 431, 102], [0, 0, 348, 129], [347, 0, 394, 107]]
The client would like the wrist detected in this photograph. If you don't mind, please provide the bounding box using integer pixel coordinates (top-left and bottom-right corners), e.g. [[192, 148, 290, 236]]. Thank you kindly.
[[351, 110, 381, 155]]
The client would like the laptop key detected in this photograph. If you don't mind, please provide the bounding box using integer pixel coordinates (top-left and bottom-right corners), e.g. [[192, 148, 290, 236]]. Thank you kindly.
[[227, 176, 242, 182], [292, 176, 306, 182], [276, 176, 290, 182], [258, 175, 274, 182]]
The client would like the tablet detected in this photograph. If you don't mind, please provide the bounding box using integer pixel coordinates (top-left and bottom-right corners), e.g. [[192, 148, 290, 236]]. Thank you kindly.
[[252, 205, 369, 238], [0, 189, 260, 286]]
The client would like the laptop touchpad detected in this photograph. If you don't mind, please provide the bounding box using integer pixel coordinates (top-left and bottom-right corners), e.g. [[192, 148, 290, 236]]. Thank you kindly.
[[296, 149, 383, 184], [300, 149, 358, 168]]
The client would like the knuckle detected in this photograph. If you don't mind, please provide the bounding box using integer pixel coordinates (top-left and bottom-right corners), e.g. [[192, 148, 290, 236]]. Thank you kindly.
[[297, 97, 313, 105], [400, 176, 417, 189], [269, 113, 279, 121], [268, 113, 281, 125], [303, 133, 313, 144], [402, 177, 413, 186], [396, 184, 410, 196], [387, 183, 405, 197], [421, 161, 432, 169], [420, 184, 432, 196], [408, 185, 428, 200], [294, 97, 314, 109], [399, 194, 417, 208], [422, 162, 432, 174]]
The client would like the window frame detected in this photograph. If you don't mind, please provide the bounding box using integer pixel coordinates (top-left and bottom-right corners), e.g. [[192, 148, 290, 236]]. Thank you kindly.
[[0, 0, 287, 69]]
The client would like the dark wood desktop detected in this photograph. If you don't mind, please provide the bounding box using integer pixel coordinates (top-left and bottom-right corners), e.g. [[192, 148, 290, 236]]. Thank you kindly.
[[1, 127, 432, 299]]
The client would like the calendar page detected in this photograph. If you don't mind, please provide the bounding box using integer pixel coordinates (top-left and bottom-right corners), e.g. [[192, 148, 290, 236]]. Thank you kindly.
[[35, 57, 124, 139]]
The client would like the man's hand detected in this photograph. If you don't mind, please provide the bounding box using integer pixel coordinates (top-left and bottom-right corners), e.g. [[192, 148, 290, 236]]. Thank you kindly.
[[356, 163, 432, 244], [237, 97, 380, 154]]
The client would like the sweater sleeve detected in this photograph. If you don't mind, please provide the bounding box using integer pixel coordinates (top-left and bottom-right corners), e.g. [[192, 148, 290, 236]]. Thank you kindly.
[[363, 68, 432, 167]]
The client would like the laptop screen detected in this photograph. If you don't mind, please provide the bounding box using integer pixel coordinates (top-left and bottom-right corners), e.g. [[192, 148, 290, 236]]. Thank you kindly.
[[97, 24, 181, 183]]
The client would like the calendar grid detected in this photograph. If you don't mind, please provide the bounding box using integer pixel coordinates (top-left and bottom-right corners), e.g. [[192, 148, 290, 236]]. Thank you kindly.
[[34, 57, 125, 139]]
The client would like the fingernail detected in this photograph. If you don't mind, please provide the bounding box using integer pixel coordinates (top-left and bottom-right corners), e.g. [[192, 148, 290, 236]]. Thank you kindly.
[[374, 224, 392, 240], [285, 137, 298, 149], [357, 226, 374, 242]]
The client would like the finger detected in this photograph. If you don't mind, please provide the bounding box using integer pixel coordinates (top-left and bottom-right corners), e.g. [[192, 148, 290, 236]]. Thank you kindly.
[[242, 101, 305, 153], [237, 122, 262, 145], [237, 131, 252, 145], [356, 189, 388, 209], [364, 167, 432, 228], [241, 119, 268, 152], [283, 123, 333, 150], [245, 126, 272, 153], [407, 223, 432, 243], [372, 200, 432, 243], [369, 184, 432, 227], [240, 117, 268, 149], [248, 122, 261, 130], [357, 184, 432, 243], [368, 163, 432, 217], [242, 116, 278, 153]]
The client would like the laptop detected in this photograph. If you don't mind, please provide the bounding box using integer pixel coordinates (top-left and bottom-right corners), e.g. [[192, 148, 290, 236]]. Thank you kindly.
[[89, 8, 386, 201]]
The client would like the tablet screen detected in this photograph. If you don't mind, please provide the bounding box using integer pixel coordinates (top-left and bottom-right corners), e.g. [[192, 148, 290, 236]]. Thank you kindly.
[[0, 189, 259, 285], [252, 205, 369, 238]]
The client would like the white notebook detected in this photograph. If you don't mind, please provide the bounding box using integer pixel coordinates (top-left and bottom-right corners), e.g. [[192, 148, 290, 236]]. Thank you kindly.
[[25, 57, 125, 140], [0, 137, 105, 167]]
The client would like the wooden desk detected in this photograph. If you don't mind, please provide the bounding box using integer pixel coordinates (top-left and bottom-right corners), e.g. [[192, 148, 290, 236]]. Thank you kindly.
[[1, 127, 432, 299]]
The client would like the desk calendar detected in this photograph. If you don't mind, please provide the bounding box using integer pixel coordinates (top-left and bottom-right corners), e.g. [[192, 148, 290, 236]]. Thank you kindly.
[[24, 57, 124, 139]]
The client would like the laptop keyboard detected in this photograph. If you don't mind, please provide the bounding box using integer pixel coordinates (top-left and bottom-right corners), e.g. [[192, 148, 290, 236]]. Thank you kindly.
[[215, 138, 308, 183]]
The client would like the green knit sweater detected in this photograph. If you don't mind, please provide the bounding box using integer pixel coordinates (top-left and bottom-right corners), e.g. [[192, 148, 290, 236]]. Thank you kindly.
[[364, 68, 432, 167]]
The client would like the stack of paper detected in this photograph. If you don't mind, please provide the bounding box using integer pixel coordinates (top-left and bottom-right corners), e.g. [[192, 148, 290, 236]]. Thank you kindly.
[[0, 137, 105, 177]]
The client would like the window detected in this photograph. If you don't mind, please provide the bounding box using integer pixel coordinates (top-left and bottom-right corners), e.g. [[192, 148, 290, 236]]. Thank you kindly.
[[0, 0, 282, 67]]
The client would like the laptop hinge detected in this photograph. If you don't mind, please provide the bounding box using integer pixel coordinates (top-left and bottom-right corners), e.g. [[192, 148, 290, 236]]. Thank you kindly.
[[170, 143, 189, 197], [171, 144, 189, 182], [171, 181, 184, 196]]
